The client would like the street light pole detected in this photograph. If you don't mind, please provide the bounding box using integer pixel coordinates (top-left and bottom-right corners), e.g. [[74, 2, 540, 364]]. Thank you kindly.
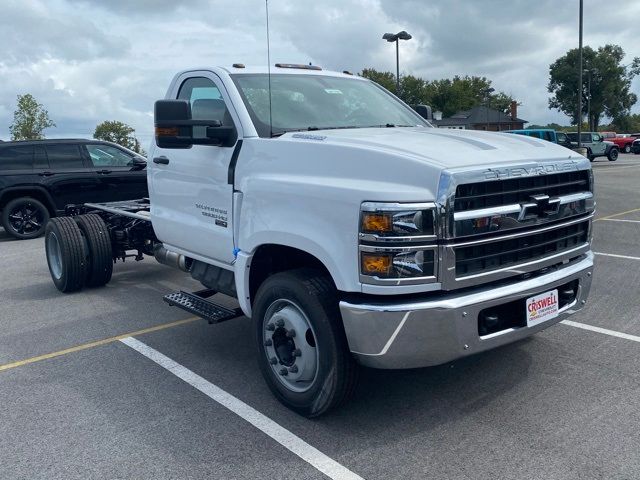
[[382, 31, 412, 97], [586, 70, 591, 131], [577, 0, 583, 148], [395, 39, 400, 93]]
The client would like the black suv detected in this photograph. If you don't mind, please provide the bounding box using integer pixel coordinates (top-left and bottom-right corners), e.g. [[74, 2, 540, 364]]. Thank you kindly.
[[0, 139, 148, 239]]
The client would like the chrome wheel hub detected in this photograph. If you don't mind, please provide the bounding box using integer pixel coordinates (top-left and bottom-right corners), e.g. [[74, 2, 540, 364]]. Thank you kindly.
[[263, 300, 318, 393]]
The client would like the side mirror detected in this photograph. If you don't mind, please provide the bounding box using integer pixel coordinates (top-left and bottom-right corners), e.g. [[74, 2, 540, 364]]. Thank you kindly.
[[154, 99, 236, 148], [131, 157, 147, 170], [413, 104, 433, 121]]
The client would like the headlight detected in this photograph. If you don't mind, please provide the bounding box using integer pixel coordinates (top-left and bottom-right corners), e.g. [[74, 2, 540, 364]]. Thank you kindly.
[[359, 202, 436, 241], [360, 246, 436, 279], [359, 202, 439, 285]]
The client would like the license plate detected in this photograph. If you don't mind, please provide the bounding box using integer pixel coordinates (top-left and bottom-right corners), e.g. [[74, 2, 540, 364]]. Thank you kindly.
[[526, 289, 559, 327]]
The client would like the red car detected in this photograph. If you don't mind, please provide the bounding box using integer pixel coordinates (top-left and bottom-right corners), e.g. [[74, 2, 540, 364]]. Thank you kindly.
[[600, 132, 640, 154]]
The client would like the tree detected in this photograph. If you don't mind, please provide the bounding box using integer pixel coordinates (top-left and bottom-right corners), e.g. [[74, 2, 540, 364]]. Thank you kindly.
[[360, 69, 516, 118], [9, 94, 56, 140], [360, 68, 397, 93], [93, 120, 145, 154], [548, 44, 640, 129]]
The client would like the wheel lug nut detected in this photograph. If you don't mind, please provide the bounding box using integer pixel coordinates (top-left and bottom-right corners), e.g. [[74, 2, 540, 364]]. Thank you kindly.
[[276, 319, 284, 327], [266, 323, 275, 331], [293, 349, 301, 357], [289, 365, 298, 373], [269, 357, 278, 365], [264, 339, 272, 346], [279, 368, 288, 376], [286, 329, 296, 338]]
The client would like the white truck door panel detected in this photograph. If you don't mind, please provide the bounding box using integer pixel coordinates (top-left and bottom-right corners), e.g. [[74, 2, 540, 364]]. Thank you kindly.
[[149, 72, 238, 264]]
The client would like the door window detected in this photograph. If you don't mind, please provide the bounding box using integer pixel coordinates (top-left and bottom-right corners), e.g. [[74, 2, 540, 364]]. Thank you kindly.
[[86, 144, 134, 167], [45, 144, 84, 169], [591, 133, 601, 142], [177, 77, 233, 139], [0, 145, 34, 170]]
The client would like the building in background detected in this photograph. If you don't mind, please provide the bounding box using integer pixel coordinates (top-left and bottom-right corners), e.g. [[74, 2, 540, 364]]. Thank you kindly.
[[433, 101, 526, 131]]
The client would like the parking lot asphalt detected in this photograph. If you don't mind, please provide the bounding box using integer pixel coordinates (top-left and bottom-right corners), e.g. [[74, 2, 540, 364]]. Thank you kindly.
[[1, 153, 640, 480]]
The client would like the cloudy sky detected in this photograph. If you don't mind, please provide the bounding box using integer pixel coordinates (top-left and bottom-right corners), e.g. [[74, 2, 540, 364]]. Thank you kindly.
[[1, 0, 639, 144]]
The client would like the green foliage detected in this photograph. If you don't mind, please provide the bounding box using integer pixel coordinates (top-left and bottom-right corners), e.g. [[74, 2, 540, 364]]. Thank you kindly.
[[606, 114, 640, 133], [360, 68, 397, 93], [359, 68, 515, 118], [93, 120, 145, 154], [9, 94, 56, 140], [548, 44, 640, 129]]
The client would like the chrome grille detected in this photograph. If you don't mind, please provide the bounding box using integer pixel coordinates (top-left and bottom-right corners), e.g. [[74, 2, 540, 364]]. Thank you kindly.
[[455, 219, 589, 277], [438, 159, 594, 290], [454, 170, 590, 212]]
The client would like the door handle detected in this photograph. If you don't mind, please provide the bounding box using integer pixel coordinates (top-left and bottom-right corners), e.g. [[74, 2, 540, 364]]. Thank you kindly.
[[153, 156, 170, 165], [39, 171, 55, 176], [97, 169, 112, 174]]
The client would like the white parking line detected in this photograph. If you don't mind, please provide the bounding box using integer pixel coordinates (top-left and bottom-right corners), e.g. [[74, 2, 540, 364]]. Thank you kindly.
[[120, 337, 364, 480], [594, 252, 640, 261], [599, 218, 640, 224], [562, 320, 640, 344]]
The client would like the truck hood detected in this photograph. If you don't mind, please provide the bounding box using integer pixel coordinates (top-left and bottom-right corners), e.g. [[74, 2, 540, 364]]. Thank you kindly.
[[284, 127, 582, 169]]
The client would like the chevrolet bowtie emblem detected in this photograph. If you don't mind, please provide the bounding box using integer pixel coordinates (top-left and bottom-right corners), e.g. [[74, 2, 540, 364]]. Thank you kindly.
[[518, 194, 561, 221]]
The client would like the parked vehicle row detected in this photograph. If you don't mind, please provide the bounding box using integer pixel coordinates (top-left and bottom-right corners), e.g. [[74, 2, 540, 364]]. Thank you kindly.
[[0, 139, 148, 239], [600, 131, 640, 154]]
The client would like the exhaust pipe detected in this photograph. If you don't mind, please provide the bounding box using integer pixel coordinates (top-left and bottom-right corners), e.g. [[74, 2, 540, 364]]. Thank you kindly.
[[153, 244, 191, 272]]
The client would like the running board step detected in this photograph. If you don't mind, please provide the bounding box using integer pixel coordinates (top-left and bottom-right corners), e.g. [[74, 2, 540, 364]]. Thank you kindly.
[[163, 290, 242, 324]]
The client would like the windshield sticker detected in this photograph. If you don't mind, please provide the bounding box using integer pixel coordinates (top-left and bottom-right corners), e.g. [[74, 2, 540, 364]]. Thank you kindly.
[[291, 134, 327, 141], [324, 89, 343, 94]]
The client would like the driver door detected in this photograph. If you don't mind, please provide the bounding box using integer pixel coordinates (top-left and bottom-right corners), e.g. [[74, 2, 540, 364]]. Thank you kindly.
[[149, 72, 240, 264]]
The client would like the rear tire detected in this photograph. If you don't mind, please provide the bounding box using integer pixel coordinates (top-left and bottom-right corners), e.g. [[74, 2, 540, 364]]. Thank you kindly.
[[75, 214, 113, 287], [253, 269, 358, 417], [608, 148, 619, 161], [45, 217, 88, 293], [2, 197, 50, 240], [624, 144, 631, 154]]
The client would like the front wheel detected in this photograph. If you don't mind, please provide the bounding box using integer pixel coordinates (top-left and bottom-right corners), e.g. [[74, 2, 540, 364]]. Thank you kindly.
[[253, 269, 358, 417], [624, 144, 631, 154], [608, 148, 619, 161]]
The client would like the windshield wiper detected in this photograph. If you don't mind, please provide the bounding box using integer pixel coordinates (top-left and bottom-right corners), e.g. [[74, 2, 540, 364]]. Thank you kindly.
[[271, 126, 359, 137]]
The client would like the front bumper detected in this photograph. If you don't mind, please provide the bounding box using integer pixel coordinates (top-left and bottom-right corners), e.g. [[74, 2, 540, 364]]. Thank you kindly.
[[340, 252, 593, 369]]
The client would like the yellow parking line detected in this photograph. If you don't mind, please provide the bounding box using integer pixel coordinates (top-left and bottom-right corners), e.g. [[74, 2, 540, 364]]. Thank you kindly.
[[594, 207, 640, 222], [0, 316, 199, 373]]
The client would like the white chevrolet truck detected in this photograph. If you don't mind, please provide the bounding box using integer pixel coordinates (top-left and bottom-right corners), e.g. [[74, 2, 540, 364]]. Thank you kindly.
[[44, 64, 594, 417]]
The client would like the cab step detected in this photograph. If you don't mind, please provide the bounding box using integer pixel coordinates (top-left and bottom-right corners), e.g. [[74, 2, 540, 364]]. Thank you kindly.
[[163, 290, 242, 324]]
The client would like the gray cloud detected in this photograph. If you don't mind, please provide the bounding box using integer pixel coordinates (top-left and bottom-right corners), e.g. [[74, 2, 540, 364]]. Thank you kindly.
[[1, 0, 639, 142]]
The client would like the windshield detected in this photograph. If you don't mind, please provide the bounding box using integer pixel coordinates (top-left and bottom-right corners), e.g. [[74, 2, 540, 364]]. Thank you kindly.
[[231, 73, 429, 137]]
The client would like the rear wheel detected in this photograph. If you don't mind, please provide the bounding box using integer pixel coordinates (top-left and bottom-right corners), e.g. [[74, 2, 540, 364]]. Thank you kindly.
[[253, 269, 358, 417], [1, 197, 50, 240], [608, 148, 619, 161], [75, 214, 113, 287], [45, 217, 88, 293], [624, 144, 631, 154]]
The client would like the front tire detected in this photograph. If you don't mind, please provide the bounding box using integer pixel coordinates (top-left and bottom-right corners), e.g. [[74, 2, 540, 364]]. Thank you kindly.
[[624, 144, 631, 154], [45, 217, 88, 293], [253, 269, 358, 417], [608, 148, 619, 161], [2, 197, 50, 240]]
